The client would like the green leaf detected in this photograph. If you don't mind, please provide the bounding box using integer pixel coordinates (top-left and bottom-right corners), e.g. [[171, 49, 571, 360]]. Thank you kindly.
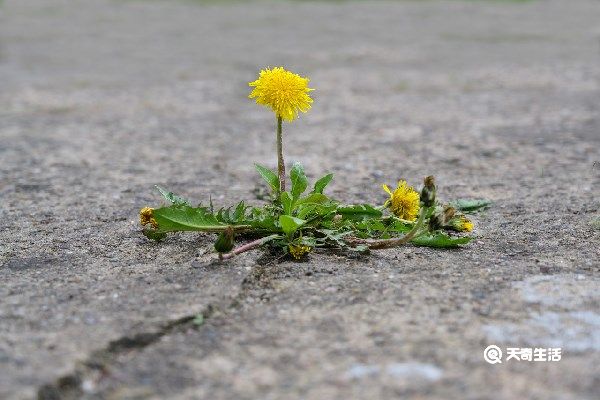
[[280, 191, 293, 215], [296, 204, 317, 220], [233, 201, 246, 221], [337, 204, 383, 220], [411, 233, 471, 248], [279, 215, 306, 236], [317, 229, 351, 243], [449, 199, 492, 213], [297, 202, 338, 220], [259, 234, 282, 245], [153, 205, 245, 232], [247, 208, 278, 230], [142, 228, 167, 241], [193, 314, 204, 326], [351, 218, 412, 238], [290, 162, 308, 200], [313, 173, 334, 194], [347, 244, 370, 254], [295, 193, 329, 206], [155, 186, 190, 206], [255, 164, 279, 193]]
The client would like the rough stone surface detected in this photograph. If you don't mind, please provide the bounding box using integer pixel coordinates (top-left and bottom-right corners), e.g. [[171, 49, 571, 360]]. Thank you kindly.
[[1, 0, 599, 399]]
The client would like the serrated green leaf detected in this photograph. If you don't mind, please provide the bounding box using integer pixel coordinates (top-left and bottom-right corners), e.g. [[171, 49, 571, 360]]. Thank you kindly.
[[153, 205, 249, 232], [279, 215, 306, 236], [337, 204, 383, 220], [290, 162, 308, 200], [297, 202, 338, 221], [156, 186, 190, 206], [233, 201, 246, 221], [313, 173, 334, 194], [411, 233, 471, 248], [255, 163, 279, 193], [449, 199, 492, 213], [248, 208, 278, 230]]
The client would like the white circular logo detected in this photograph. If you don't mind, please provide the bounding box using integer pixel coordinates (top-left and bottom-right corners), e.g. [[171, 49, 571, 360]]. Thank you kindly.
[[484, 345, 503, 364]]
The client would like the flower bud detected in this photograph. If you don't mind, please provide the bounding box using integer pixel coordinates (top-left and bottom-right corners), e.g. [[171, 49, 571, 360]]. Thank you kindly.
[[214, 227, 235, 253], [420, 176, 436, 207]]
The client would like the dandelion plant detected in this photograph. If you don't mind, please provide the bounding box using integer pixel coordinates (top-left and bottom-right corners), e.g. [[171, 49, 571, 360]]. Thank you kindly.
[[139, 67, 490, 260]]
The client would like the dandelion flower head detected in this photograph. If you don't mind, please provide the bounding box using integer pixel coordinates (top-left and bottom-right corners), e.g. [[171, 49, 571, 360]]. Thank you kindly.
[[382, 180, 420, 221], [454, 215, 474, 232], [288, 243, 312, 260], [248, 67, 313, 122]]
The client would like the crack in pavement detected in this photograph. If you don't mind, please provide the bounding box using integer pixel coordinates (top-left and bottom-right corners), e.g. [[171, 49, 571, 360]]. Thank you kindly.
[[36, 309, 211, 400], [36, 255, 282, 400]]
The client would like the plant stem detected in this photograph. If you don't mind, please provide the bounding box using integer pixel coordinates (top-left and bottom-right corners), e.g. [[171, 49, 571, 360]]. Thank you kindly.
[[346, 206, 431, 250], [276, 116, 285, 192], [220, 234, 279, 260]]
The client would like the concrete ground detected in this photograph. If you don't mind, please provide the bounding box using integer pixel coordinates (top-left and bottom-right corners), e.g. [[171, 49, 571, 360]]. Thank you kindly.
[[1, 0, 599, 399]]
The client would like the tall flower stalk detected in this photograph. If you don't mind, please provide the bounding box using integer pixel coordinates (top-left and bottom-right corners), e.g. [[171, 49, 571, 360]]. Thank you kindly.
[[276, 116, 285, 191], [249, 66, 313, 193]]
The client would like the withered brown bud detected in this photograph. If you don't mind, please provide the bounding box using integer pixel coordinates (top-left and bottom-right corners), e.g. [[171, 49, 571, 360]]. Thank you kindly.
[[428, 205, 454, 231], [443, 206, 456, 223]]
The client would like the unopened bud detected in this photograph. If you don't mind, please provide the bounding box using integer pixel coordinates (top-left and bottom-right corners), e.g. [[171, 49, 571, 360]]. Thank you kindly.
[[420, 176, 436, 207], [214, 227, 235, 253]]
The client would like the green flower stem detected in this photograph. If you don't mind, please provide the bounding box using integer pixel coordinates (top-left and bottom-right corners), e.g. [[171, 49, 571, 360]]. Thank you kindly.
[[276, 116, 285, 192], [220, 234, 280, 260], [347, 205, 432, 250]]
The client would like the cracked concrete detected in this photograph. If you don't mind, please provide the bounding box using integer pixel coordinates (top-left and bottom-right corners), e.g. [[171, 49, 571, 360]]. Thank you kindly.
[[1, 0, 599, 399]]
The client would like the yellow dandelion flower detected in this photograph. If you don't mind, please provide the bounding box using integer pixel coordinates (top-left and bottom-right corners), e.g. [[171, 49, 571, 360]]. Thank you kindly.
[[288, 244, 312, 260], [451, 215, 473, 232], [382, 180, 420, 221], [140, 207, 158, 228], [248, 67, 313, 122]]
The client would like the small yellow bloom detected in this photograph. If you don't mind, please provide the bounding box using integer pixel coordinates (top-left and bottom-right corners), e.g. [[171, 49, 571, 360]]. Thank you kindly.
[[249, 67, 313, 122], [288, 244, 312, 260], [452, 215, 473, 232], [382, 181, 420, 221], [140, 207, 158, 228]]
